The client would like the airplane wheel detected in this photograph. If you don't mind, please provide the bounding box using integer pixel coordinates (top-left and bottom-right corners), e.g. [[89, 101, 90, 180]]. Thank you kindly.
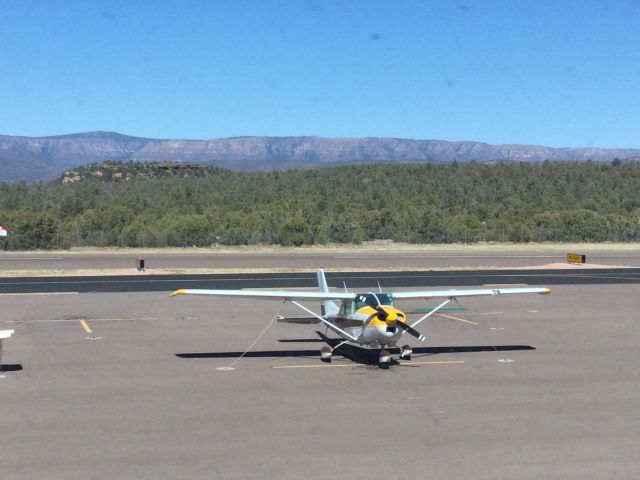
[[400, 344, 412, 360], [320, 346, 332, 363], [379, 349, 391, 369]]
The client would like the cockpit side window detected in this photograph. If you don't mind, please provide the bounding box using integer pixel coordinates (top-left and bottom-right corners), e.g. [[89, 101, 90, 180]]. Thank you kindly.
[[339, 300, 354, 316]]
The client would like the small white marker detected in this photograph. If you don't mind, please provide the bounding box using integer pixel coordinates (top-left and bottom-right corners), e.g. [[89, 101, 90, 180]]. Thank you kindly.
[[490, 327, 505, 331], [216, 366, 235, 371], [497, 358, 515, 363]]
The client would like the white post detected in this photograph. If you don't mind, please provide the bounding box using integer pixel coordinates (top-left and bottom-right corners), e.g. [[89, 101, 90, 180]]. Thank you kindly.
[[0, 329, 15, 374]]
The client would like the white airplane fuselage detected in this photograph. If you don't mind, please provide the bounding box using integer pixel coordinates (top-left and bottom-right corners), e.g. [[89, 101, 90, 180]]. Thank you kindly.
[[327, 305, 406, 348]]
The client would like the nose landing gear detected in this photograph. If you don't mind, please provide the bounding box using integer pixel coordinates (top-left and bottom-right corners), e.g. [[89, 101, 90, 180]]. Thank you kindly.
[[378, 349, 391, 369]]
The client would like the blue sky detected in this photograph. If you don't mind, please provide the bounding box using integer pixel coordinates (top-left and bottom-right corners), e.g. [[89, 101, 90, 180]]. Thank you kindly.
[[1, 0, 639, 147]]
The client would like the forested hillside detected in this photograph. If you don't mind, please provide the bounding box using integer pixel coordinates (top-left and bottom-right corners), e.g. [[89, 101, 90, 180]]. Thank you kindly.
[[1, 160, 639, 249]]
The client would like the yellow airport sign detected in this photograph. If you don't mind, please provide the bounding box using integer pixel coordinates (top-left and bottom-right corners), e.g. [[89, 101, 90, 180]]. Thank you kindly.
[[567, 253, 586, 264]]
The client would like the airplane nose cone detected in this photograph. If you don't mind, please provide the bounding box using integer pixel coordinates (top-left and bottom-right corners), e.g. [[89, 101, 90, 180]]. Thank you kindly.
[[383, 307, 398, 324]]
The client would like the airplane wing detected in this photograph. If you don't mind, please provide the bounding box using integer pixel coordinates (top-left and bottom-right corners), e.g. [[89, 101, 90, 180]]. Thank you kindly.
[[171, 287, 550, 300], [393, 287, 550, 299], [171, 289, 357, 301]]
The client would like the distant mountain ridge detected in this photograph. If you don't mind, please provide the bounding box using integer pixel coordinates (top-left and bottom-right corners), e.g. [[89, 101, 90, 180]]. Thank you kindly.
[[1, 131, 639, 182]]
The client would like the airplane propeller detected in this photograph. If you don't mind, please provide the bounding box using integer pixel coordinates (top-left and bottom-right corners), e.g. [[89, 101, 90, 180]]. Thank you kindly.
[[395, 319, 426, 341], [365, 295, 426, 341]]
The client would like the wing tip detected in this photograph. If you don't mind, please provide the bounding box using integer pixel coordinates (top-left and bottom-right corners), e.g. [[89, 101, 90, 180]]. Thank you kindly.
[[170, 289, 186, 297], [541, 288, 551, 295]]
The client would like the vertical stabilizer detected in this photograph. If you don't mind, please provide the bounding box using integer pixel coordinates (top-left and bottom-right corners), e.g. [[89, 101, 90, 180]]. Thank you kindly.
[[317, 268, 339, 316]]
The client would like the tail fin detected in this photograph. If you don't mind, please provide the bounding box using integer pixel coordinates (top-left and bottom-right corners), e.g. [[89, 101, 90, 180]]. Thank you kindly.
[[317, 268, 339, 316]]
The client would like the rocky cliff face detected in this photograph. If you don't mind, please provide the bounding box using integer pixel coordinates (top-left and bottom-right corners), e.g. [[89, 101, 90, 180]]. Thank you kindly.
[[1, 131, 638, 182]]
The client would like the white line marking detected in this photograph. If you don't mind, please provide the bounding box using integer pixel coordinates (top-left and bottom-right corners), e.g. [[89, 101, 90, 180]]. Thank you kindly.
[[435, 313, 478, 325], [0, 292, 79, 296], [0, 257, 63, 261], [335, 255, 562, 259], [5, 317, 158, 324]]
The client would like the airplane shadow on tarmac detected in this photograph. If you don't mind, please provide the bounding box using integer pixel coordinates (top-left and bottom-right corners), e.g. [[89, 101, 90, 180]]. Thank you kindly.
[[0, 364, 23, 372], [176, 331, 536, 367]]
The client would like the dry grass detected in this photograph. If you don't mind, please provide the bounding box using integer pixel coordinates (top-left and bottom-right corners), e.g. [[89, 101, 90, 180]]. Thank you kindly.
[[1, 242, 637, 277]]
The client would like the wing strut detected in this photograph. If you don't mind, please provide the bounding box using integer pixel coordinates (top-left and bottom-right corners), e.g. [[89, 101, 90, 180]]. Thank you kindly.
[[290, 300, 358, 342], [407, 299, 452, 331]]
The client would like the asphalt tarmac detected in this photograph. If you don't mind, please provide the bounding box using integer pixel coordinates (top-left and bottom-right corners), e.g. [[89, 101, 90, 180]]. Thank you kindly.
[[1, 247, 640, 271], [1, 269, 639, 478], [1, 268, 640, 294]]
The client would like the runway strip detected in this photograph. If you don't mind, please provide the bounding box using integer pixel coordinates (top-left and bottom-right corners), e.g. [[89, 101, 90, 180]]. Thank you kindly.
[[1, 268, 640, 293]]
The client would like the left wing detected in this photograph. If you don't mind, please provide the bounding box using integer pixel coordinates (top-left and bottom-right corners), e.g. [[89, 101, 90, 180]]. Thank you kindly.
[[393, 287, 550, 299], [171, 289, 357, 301]]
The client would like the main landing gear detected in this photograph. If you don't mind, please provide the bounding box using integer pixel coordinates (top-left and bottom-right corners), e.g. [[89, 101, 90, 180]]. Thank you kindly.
[[400, 344, 413, 361], [320, 346, 332, 363], [320, 343, 412, 368]]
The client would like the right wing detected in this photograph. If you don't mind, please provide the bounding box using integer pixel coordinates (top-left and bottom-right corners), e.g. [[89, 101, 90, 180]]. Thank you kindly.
[[171, 289, 357, 301]]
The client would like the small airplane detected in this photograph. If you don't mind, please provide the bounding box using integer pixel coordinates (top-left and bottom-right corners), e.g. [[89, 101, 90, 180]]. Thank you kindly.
[[171, 269, 550, 368]]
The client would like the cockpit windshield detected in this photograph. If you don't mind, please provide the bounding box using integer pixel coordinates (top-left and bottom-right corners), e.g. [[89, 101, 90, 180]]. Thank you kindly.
[[354, 293, 394, 309]]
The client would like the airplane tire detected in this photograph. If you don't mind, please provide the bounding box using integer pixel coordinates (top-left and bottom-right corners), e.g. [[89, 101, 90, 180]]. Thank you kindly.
[[400, 344, 412, 360], [320, 346, 332, 363]]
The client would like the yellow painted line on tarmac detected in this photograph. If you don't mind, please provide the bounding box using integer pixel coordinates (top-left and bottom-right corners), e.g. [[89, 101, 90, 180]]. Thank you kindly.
[[272, 360, 464, 369], [435, 313, 478, 325], [0, 292, 79, 296], [272, 363, 356, 369], [79, 319, 92, 333]]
